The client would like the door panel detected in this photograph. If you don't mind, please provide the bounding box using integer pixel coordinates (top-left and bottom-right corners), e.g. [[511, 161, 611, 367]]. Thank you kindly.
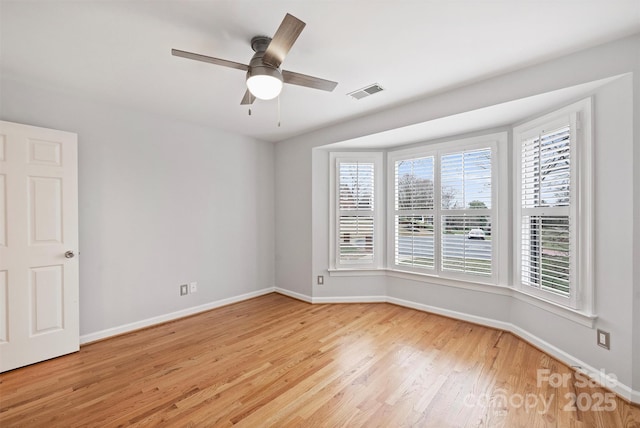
[[31, 265, 64, 334], [29, 177, 63, 245], [0, 271, 7, 343], [0, 173, 6, 246], [29, 139, 62, 166], [0, 120, 79, 372]]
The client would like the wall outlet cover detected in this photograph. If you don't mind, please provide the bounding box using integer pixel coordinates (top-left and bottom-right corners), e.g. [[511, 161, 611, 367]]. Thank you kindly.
[[597, 329, 610, 350], [180, 284, 189, 296]]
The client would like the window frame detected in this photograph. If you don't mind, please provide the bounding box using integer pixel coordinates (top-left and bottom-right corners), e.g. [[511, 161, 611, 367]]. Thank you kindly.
[[329, 152, 384, 270], [513, 98, 593, 311], [392, 154, 436, 271], [387, 132, 508, 285]]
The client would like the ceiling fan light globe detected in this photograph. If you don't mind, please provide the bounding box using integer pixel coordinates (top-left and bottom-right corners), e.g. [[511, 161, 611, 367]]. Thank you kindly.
[[247, 74, 283, 100]]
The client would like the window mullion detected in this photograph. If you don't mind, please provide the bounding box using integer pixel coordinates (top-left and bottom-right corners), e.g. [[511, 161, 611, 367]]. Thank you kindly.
[[434, 152, 442, 275]]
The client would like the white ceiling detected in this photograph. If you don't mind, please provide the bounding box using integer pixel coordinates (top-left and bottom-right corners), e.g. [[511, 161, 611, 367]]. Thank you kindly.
[[1, 1, 639, 143]]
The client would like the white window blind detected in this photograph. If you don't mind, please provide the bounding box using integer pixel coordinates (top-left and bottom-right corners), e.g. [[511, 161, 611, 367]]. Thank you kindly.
[[337, 161, 375, 265], [520, 125, 571, 296], [394, 156, 435, 269], [440, 149, 493, 276]]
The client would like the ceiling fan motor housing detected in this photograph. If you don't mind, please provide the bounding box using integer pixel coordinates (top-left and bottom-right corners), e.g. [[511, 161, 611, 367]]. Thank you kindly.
[[246, 36, 283, 100], [248, 36, 282, 82], [248, 52, 282, 80]]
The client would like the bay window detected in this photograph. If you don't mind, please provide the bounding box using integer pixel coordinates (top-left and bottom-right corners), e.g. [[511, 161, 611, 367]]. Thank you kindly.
[[328, 98, 591, 313]]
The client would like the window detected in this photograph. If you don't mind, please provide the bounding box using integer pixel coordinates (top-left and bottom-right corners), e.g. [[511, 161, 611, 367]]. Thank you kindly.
[[440, 148, 493, 276], [330, 153, 383, 269], [394, 156, 435, 268], [338, 161, 374, 264], [389, 133, 504, 282], [514, 99, 593, 309]]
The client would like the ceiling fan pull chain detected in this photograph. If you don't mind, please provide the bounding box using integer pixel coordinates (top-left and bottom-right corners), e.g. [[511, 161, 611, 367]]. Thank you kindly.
[[277, 95, 281, 127], [248, 107, 252, 116]]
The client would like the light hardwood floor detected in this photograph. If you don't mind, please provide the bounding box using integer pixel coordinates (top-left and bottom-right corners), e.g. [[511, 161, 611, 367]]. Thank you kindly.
[[0, 293, 638, 427]]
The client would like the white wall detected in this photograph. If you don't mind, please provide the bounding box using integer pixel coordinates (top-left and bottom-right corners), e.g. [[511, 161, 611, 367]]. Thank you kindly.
[[274, 141, 313, 298], [0, 76, 275, 337], [634, 47, 640, 399], [275, 35, 640, 399]]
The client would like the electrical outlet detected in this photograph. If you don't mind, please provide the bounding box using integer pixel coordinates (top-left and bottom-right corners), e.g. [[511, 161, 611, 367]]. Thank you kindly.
[[597, 329, 610, 350], [189, 282, 198, 293], [179, 284, 188, 296], [317, 275, 324, 285]]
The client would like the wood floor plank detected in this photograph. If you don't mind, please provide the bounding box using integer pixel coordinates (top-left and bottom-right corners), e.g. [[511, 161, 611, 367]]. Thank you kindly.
[[0, 293, 638, 427]]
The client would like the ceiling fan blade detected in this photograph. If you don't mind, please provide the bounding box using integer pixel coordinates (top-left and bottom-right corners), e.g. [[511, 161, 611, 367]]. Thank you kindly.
[[282, 70, 338, 92], [240, 90, 256, 105], [262, 13, 306, 68], [172, 49, 249, 71]]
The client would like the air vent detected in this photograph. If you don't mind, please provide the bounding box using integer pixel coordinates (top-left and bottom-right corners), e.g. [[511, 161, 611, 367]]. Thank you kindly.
[[347, 83, 384, 100]]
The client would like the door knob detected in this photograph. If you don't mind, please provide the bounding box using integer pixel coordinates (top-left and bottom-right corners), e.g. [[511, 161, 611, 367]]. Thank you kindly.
[[64, 250, 75, 259]]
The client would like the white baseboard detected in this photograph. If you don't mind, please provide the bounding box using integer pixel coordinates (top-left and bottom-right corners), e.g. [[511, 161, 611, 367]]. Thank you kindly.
[[80, 287, 275, 344], [273, 288, 387, 304], [273, 287, 313, 303], [386, 296, 513, 332], [313, 295, 387, 304]]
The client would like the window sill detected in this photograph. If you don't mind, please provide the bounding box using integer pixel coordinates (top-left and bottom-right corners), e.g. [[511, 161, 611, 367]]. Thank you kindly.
[[328, 268, 387, 277], [326, 268, 597, 327]]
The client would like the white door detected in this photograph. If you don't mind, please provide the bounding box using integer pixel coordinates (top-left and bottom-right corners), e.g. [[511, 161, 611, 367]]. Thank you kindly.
[[0, 120, 79, 372]]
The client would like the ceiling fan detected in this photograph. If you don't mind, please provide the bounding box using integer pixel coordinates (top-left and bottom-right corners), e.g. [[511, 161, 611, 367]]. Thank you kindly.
[[172, 13, 338, 105]]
